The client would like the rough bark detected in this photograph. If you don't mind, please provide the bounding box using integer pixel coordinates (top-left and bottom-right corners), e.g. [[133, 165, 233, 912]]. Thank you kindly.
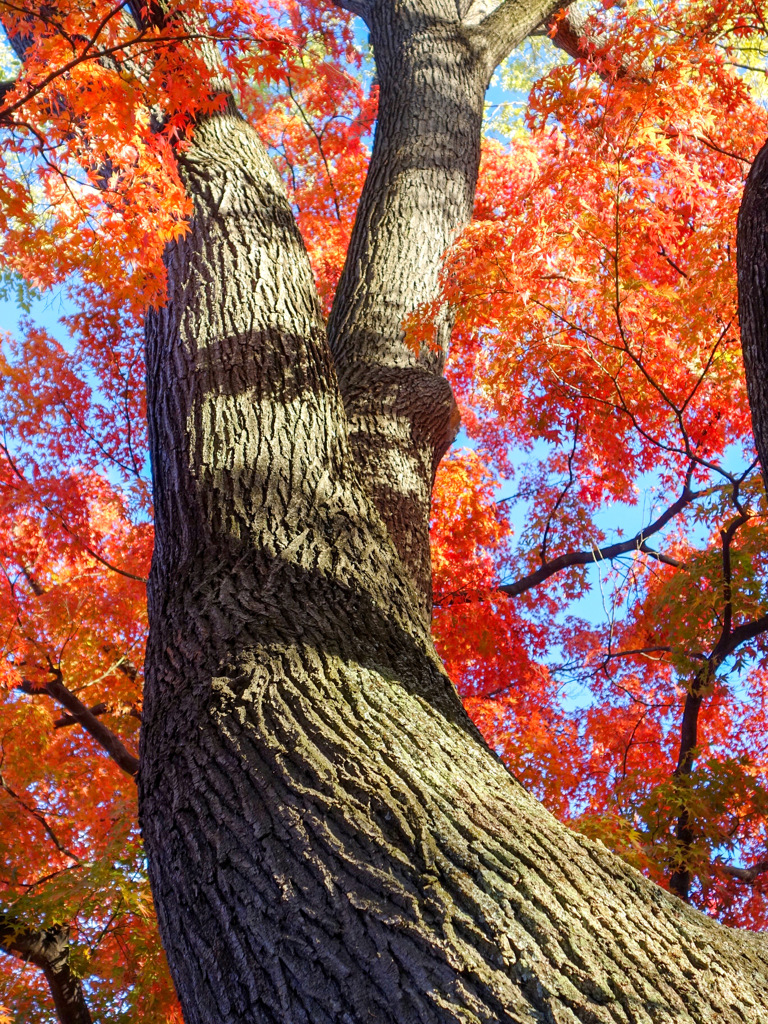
[[738, 140, 768, 493], [327, 0, 485, 617], [0, 919, 92, 1024], [136, 6, 768, 1024], [327, 0, 561, 618]]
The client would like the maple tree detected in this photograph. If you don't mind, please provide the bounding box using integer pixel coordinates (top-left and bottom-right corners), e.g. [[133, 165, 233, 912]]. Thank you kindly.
[[1, 0, 768, 1022]]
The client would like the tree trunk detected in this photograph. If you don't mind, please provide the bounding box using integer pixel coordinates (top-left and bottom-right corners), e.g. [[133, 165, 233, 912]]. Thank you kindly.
[[139, 4, 768, 1023], [326, 0, 489, 617], [739, 140, 768, 492]]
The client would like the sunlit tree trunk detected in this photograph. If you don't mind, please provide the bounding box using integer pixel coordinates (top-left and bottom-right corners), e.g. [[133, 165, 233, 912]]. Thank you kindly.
[[139, 2, 768, 1022]]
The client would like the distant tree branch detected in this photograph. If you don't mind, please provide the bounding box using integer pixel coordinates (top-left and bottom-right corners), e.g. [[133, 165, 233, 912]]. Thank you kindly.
[[0, 432, 148, 584], [0, 770, 80, 863], [670, 489, 768, 901], [695, 134, 751, 165], [539, 420, 580, 564], [603, 646, 672, 660], [12, 570, 143, 732], [109, 652, 139, 682], [500, 481, 694, 597], [721, 857, 768, 884], [0, 916, 92, 1024]]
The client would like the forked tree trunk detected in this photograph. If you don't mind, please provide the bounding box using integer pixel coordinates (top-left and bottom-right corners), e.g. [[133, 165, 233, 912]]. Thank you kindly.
[[139, 3, 768, 1022]]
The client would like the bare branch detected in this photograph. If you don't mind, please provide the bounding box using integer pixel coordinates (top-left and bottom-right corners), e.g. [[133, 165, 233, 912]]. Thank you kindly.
[[721, 857, 768, 884], [603, 646, 673, 660], [500, 482, 694, 597]]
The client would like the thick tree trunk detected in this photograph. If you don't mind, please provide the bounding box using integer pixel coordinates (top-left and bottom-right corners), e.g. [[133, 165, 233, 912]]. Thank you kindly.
[[139, 5, 768, 1024], [739, 140, 768, 491]]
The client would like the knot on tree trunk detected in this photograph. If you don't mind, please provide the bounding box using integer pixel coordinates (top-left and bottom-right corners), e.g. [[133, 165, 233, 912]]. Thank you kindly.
[[341, 362, 459, 618]]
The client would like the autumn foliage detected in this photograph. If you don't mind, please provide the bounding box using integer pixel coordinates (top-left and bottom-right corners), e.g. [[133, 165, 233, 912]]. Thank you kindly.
[[432, 0, 768, 922], [1, 0, 768, 1017]]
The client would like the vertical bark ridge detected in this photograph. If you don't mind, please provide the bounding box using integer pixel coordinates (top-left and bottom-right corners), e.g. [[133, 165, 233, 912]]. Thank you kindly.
[[143, 101, 427, 640], [738, 139, 768, 493], [327, 0, 489, 617], [141, 99, 476, 1020]]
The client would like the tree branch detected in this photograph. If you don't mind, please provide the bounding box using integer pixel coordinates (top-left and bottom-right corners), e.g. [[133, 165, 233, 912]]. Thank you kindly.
[[603, 646, 673, 660], [21, 672, 139, 777], [721, 857, 768, 884], [539, 420, 580, 564], [533, 5, 590, 58], [475, 0, 571, 72], [54, 702, 107, 728], [0, 917, 92, 1024], [537, 3, 639, 80], [500, 484, 694, 597], [330, 0, 372, 26], [669, 499, 768, 902], [716, 613, 768, 663]]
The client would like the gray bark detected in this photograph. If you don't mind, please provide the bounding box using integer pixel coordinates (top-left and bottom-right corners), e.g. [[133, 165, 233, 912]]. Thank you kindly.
[[137, 3, 768, 1024], [326, 0, 488, 616], [327, 0, 562, 617]]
